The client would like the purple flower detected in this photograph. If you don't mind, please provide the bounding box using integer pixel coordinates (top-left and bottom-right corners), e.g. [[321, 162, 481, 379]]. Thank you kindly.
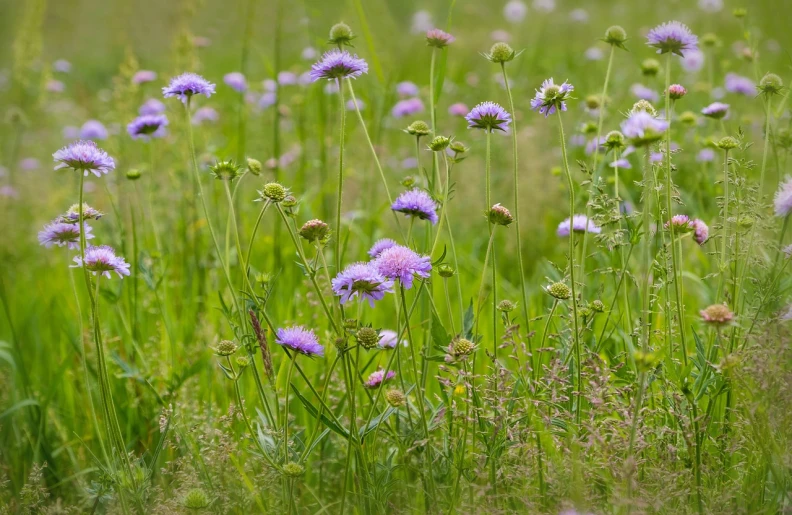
[[391, 97, 425, 118], [258, 92, 277, 109], [331, 262, 394, 307], [503, 0, 527, 22], [53, 59, 71, 73], [192, 107, 219, 125], [775, 177, 792, 217], [263, 79, 278, 92], [347, 99, 364, 111], [665, 214, 693, 232], [697, 148, 715, 162], [699, 0, 723, 12], [569, 8, 588, 23], [631, 83, 660, 103], [620, 111, 669, 145], [378, 329, 406, 349], [223, 72, 247, 93], [38, 221, 93, 249], [310, 50, 368, 82], [411, 10, 434, 34], [530, 78, 574, 117], [301, 47, 318, 60], [132, 70, 158, 84], [401, 157, 418, 169], [368, 238, 398, 258], [62, 126, 80, 139], [127, 114, 168, 140], [426, 28, 455, 48], [162, 72, 216, 103], [278, 71, 298, 86], [72, 245, 130, 279], [609, 158, 631, 169], [391, 188, 439, 224], [373, 245, 432, 289], [275, 326, 324, 357], [701, 102, 729, 119], [58, 203, 103, 223], [557, 215, 601, 236], [681, 49, 705, 73], [691, 219, 709, 244], [53, 140, 115, 177], [364, 369, 396, 388], [646, 21, 698, 56], [20, 158, 40, 171], [80, 120, 108, 140], [533, 0, 555, 12], [465, 101, 511, 131], [585, 47, 604, 61], [397, 81, 419, 97], [139, 98, 166, 116], [0, 186, 18, 199], [446, 102, 467, 117], [46, 80, 65, 93], [725, 73, 756, 96]]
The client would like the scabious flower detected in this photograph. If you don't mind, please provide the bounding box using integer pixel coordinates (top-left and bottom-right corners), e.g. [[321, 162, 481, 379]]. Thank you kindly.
[[391, 188, 439, 224], [127, 114, 168, 140], [631, 83, 659, 102], [53, 140, 115, 177], [364, 369, 396, 388], [725, 73, 755, 96], [331, 263, 394, 307], [620, 111, 669, 146], [275, 326, 324, 357], [310, 50, 368, 82], [699, 0, 723, 12], [132, 70, 157, 84], [448, 103, 469, 116], [681, 49, 705, 72], [162, 73, 216, 103], [426, 28, 455, 48], [610, 158, 631, 169], [775, 177, 792, 217], [585, 47, 604, 61], [139, 98, 166, 116], [665, 214, 693, 232], [258, 92, 277, 109], [701, 102, 729, 119], [411, 10, 434, 34], [691, 219, 710, 244], [396, 81, 419, 97], [697, 148, 716, 162], [530, 78, 574, 117], [503, 0, 527, 22], [80, 120, 108, 140], [223, 72, 247, 93], [46, 80, 65, 93], [646, 21, 698, 56], [700, 304, 734, 326], [38, 221, 93, 249], [72, 245, 131, 279], [278, 71, 298, 86], [58, 203, 103, 222], [192, 107, 219, 125], [557, 215, 601, 236], [465, 101, 511, 131], [53, 59, 71, 73], [668, 84, 687, 100], [373, 245, 432, 289], [378, 329, 406, 349], [368, 238, 398, 258], [391, 97, 425, 118]]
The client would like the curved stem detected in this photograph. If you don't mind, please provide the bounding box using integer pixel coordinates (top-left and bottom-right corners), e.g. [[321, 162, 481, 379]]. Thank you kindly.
[[334, 80, 347, 275]]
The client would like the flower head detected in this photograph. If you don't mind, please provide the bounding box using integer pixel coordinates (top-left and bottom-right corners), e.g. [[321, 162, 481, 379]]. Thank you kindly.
[[300, 219, 330, 243], [405, 120, 431, 137], [465, 101, 511, 131], [373, 245, 432, 289], [604, 25, 628, 48], [725, 73, 755, 96], [426, 28, 454, 48], [396, 81, 419, 97], [127, 114, 168, 140], [209, 159, 242, 181], [488, 203, 513, 226], [132, 70, 157, 84], [701, 102, 730, 119], [391, 97, 425, 118], [391, 188, 439, 224], [80, 120, 108, 140], [364, 369, 396, 388], [503, 0, 528, 23], [758, 73, 784, 96], [58, 203, 103, 223], [665, 214, 693, 232], [775, 177, 792, 217], [162, 73, 216, 103], [139, 98, 166, 116], [448, 103, 469, 117], [331, 262, 394, 307], [646, 21, 698, 56], [484, 42, 517, 64], [38, 221, 93, 249], [310, 50, 368, 81], [378, 329, 406, 349], [668, 84, 687, 100], [530, 78, 574, 117], [193, 106, 219, 125], [72, 245, 130, 279], [691, 219, 710, 244], [620, 111, 669, 146], [223, 72, 247, 93], [328, 22, 356, 47], [546, 282, 572, 300], [275, 326, 324, 357], [557, 215, 601, 236], [53, 140, 115, 177], [700, 304, 734, 326], [368, 238, 398, 258]]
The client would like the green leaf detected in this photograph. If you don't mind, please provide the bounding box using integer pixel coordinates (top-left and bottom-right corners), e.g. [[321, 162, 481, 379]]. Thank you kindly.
[[359, 407, 396, 439], [462, 300, 475, 339], [0, 399, 38, 420], [431, 311, 451, 348], [290, 384, 349, 439]]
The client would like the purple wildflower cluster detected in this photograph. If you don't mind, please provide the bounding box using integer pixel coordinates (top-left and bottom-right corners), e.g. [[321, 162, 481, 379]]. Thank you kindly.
[[392, 97, 425, 118], [53, 140, 115, 177], [373, 245, 432, 289], [38, 221, 92, 249], [775, 177, 792, 217], [364, 369, 396, 388], [331, 263, 394, 307], [368, 238, 398, 258], [725, 73, 755, 96]]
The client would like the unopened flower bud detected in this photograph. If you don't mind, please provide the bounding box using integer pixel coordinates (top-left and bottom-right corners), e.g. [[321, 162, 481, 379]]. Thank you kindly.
[[214, 340, 238, 356], [182, 488, 211, 510], [641, 58, 661, 77], [732, 8, 747, 18], [547, 282, 571, 300], [701, 33, 719, 48], [282, 195, 298, 208], [235, 355, 251, 368], [758, 73, 783, 96], [210, 159, 242, 181], [449, 141, 468, 154], [437, 264, 455, 278], [428, 135, 450, 151], [300, 219, 330, 243], [261, 182, 287, 202], [405, 120, 431, 137], [604, 25, 627, 48], [717, 136, 739, 150], [488, 203, 513, 226], [700, 303, 734, 326], [591, 299, 605, 312], [678, 111, 698, 126], [329, 22, 355, 46], [385, 389, 406, 407], [246, 157, 262, 176], [497, 300, 516, 313], [667, 84, 687, 100], [604, 130, 625, 151], [452, 337, 474, 356], [486, 42, 517, 63], [356, 327, 379, 350], [283, 461, 305, 477]]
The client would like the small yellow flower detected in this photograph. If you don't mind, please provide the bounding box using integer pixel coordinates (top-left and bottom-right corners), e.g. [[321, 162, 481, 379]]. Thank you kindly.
[[454, 384, 466, 396]]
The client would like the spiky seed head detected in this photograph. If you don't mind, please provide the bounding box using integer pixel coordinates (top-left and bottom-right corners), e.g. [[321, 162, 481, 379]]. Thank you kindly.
[[488, 203, 514, 226], [246, 157, 262, 176], [585, 95, 602, 110], [428, 135, 451, 151], [678, 111, 698, 126], [355, 327, 379, 349], [299, 219, 330, 243], [591, 299, 605, 312], [126, 169, 142, 180], [262, 182, 287, 202], [385, 389, 406, 407], [547, 282, 571, 300], [452, 337, 474, 356], [701, 33, 719, 47], [405, 120, 431, 137], [630, 100, 657, 117], [717, 136, 739, 150], [183, 488, 211, 510], [641, 58, 661, 77], [497, 299, 516, 313], [437, 264, 455, 278], [486, 42, 517, 63], [210, 159, 242, 181], [604, 130, 626, 151], [449, 141, 468, 154], [759, 73, 783, 95], [604, 25, 628, 47], [329, 23, 355, 46], [214, 340, 238, 356], [235, 355, 251, 368], [282, 462, 305, 477]]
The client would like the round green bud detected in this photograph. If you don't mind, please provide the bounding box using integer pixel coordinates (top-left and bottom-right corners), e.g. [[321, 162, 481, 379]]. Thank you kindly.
[[733, 8, 747, 18], [401, 176, 416, 188], [299, 219, 330, 243], [591, 299, 605, 313], [126, 169, 141, 180], [329, 22, 355, 46], [183, 488, 211, 510], [246, 157, 262, 176], [452, 337, 474, 356], [334, 337, 348, 352], [450, 141, 468, 154], [214, 340, 238, 357], [355, 327, 379, 350], [633, 350, 658, 373], [678, 111, 698, 126], [488, 203, 513, 226], [737, 215, 754, 228], [759, 73, 783, 95], [604, 130, 625, 151], [428, 135, 451, 152], [701, 33, 719, 48], [343, 318, 358, 331], [385, 389, 406, 407], [547, 282, 571, 300], [282, 195, 298, 208], [717, 136, 739, 150], [487, 42, 516, 63], [581, 121, 598, 135], [641, 58, 661, 77], [584, 95, 602, 110], [405, 120, 431, 137], [604, 25, 627, 46], [283, 461, 305, 477], [437, 264, 455, 278], [630, 100, 657, 117], [262, 182, 287, 202], [497, 300, 516, 313]]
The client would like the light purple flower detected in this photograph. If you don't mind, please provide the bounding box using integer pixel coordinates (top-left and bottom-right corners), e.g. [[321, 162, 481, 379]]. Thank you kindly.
[[20, 158, 40, 171], [701, 102, 729, 119], [38, 221, 93, 249], [0, 186, 18, 199], [258, 92, 277, 109], [466, 101, 511, 130], [397, 81, 420, 97], [681, 49, 705, 73], [53, 59, 71, 73], [775, 177, 792, 217], [631, 83, 659, 103], [699, 0, 723, 11], [665, 214, 693, 232], [609, 158, 631, 169], [331, 262, 394, 307], [373, 245, 432, 289], [347, 99, 363, 111], [162, 72, 216, 103], [531, 78, 574, 117], [72, 245, 130, 279], [503, 0, 527, 22], [62, 126, 80, 139], [448, 102, 469, 117], [223, 72, 247, 93], [127, 114, 168, 140], [391, 188, 439, 224], [697, 148, 715, 162], [585, 47, 604, 61], [263, 79, 278, 92], [58, 203, 103, 223], [301, 47, 318, 60], [275, 326, 324, 357], [53, 140, 115, 177], [310, 50, 368, 81], [691, 219, 709, 244], [368, 238, 398, 258], [80, 120, 108, 140], [646, 21, 698, 56], [426, 28, 455, 48], [411, 10, 434, 34], [132, 70, 158, 84], [569, 8, 589, 23], [621, 111, 669, 143], [364, 369, 396, 388], [391, 97, 424, 118], [557, 215, 601, 236], [192, 106, 219, 125], [46, 80, 65, 93], [378, 329, 406, 349], [725, 73, 756, 96], [401, 157, 418, 169], [278, 71, 298, 86], [533, 0, 555, 12], [139, 98, 166, 116]]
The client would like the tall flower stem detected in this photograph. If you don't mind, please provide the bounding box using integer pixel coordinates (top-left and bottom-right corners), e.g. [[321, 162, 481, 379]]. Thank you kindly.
[[535, 300, 558, 381], [485, 130, 498, 358], [640, 149, 654, 364], [715, 149, 731, 303], [556, 110, 582, 422], [501, 62, 531, 335], [334, 79, 347, 275], [282, 353, 296, 462]]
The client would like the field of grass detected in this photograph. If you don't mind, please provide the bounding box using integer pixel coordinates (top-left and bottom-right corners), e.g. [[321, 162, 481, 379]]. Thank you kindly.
[[1, 0, 792, 513]]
